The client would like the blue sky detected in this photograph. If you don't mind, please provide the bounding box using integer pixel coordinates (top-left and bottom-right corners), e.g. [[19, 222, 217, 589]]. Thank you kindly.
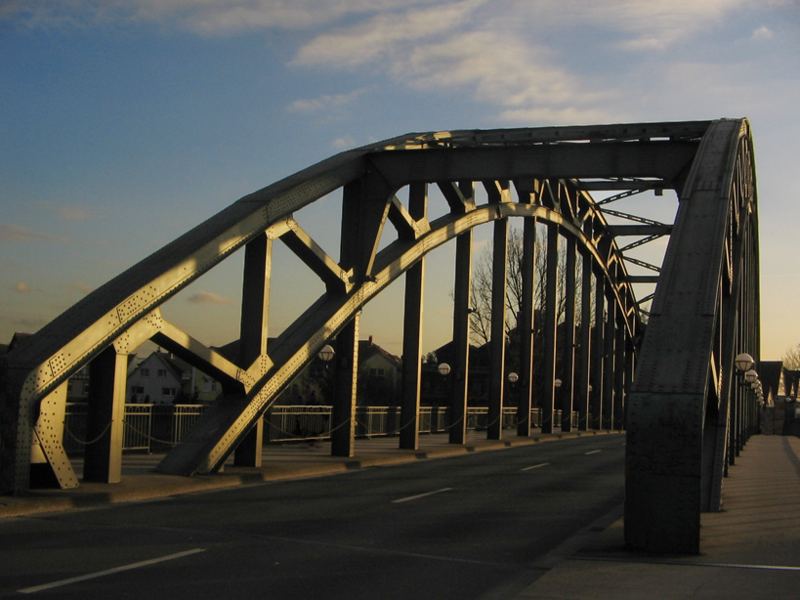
[[1, 0, 799, 359]]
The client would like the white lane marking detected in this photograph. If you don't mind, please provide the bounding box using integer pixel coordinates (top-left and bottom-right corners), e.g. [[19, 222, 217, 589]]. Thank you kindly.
[[585, 449, 602, 455], [392, 487, 453, 504], [521, 462, 550, 471], [18, 548, 206, 594], [576, 556, 800, 572]]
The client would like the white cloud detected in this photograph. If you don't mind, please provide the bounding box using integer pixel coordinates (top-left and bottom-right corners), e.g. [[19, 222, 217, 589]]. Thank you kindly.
[[502, 0, 755, 51], [0, 224, 64, 243], [57, 205, 94, 221], [752, 25, 774, 40], [187, 291, 233, 305], [292, 0, 484, 67], [287, 89, 366, 113], [331, 136, 356, 149]]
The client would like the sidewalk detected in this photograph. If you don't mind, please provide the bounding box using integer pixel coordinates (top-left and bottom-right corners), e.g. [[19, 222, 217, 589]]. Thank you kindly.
[[517, 435, 800, 599], [0, 429, 617, 518]]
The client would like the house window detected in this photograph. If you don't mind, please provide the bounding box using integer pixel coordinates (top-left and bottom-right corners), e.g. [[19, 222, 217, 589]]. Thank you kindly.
[[157, 368, 167, 377], [162, 387, 176, 396], [140, 368, 150, 376], [131, 386, 144, 394]]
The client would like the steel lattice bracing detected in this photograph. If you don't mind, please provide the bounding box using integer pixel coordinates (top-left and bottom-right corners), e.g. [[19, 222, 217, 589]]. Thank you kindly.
[[0, 119, 759, 556]]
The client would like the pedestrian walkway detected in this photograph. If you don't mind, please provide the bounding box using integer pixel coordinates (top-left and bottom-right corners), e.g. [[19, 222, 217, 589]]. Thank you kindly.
[[0, 429, 617, 518], [517, 435, 800, 599]]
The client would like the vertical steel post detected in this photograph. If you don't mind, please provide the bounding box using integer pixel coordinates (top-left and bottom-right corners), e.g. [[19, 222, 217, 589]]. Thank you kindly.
[[517, 213, 537, 436], [602, 293, 615, 430], [487, 214, 508, 440], [577, 250, 592, 430], [331, 314, 360, 457], [614, 310, 626, 430], [624, 338, 635, 430], [561, 236, 577, 431], [400, 182, 427, 450], [590, 275, 605, 429], [234, 233, 271, 467], [542, 223, 559, 433], [83, 347, 128, 483], [450, 186, 473, 444]]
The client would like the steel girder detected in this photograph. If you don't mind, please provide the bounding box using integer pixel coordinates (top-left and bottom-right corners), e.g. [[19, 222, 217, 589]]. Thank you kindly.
[[0, 121, 711, 494], [625, 119, 759, 553]]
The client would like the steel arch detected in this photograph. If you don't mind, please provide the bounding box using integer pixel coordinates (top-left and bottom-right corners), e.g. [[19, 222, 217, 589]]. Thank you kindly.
[[625, 119, 760, 553], [2, 121, 728, 507]]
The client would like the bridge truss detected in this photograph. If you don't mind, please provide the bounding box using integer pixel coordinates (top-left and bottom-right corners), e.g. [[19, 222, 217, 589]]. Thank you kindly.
[[0, 119, 759, 553]]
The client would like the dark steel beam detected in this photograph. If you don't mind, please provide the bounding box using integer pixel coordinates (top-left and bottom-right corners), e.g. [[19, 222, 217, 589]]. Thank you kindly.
[[234, 234, 271, 467], [400, 183, 427, 450], [576, 249, 593, 430], [606, 225, 672, 236], [487, 212, 509, 440], [449, 185, 474, 444], [516, 194, 538, 436], [83, 347, 127, 483], [561, 237, 577, 431], [542, 224, 559, 433], [331, 315, 359, 457], [602, 295, 615, 430], [371, 142, 699, 190], [591, 275, 605, 429], [626, 119, 754, 554]]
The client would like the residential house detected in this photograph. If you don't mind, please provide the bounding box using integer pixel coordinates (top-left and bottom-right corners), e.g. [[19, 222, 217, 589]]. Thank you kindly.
[[126, 350, 222, 405]]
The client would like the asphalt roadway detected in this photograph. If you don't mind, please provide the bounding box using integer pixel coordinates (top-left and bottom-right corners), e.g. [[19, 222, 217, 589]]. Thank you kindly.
[[0, 435, 624, 599]]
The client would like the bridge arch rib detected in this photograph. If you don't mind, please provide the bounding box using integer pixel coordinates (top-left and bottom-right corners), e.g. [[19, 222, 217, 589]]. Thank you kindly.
[[1, 119, 756, 539], [625, 119, 760, 553]]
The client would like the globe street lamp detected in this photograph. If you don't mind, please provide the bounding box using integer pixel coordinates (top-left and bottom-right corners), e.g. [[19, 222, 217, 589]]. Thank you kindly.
[[437, 362, 451, 377], [318, 344, 335, 363], [744, 369, 758, 384], [735, 353, 755, 373], [507, 372, 519, 384]]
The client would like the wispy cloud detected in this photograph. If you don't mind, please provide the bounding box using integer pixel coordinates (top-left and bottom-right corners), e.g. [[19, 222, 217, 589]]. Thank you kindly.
[[293, 1, 484, 67], [287, 89, 367, 113], [331, 136, 356, 150], [187, 291, 233, 305], [0, 224, 65, 243], [57, 205, 95, 222], [14, 281, 30, 294], [69, 281, 94, 295], [752, 25, 774, 40]]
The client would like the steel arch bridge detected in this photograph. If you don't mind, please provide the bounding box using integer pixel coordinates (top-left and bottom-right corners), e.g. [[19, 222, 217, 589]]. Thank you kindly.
[[0, 118, 759, 554]]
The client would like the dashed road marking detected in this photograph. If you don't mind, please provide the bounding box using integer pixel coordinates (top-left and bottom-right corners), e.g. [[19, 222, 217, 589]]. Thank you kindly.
[[521, 462, 550, 471], [18, 548, 206, 594], [392, 487, 453, 504]]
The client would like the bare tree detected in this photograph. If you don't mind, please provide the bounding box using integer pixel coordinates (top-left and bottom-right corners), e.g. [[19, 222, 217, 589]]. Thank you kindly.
[[467, 227, 577, 345], [783, 344, 800, 370]]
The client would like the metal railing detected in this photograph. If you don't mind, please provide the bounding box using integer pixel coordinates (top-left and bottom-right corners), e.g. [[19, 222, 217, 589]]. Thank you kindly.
[[62, 403, 583, 453]]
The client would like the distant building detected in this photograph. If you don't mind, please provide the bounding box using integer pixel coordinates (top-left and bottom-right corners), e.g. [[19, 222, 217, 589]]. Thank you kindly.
[[358, 336, 402, 405], [126, 351, 221, 405]]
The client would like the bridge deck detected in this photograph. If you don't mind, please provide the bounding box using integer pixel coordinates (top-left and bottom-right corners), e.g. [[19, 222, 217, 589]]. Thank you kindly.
[[0, 430, 620, 518], [520, 435, 800, 599]]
